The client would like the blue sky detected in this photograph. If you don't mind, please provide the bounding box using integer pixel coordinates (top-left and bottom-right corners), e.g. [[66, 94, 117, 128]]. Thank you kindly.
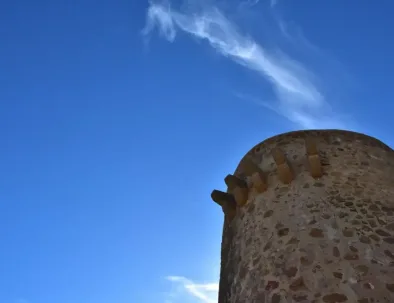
[[1, 0, 394, 302]]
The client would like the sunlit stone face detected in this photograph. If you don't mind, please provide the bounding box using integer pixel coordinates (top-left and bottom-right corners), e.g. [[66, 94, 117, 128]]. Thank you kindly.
[[216, 130, 394, 303]]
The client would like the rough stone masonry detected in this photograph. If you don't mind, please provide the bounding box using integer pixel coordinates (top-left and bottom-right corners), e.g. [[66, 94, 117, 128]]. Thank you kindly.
[[211, 130, 394, 303]]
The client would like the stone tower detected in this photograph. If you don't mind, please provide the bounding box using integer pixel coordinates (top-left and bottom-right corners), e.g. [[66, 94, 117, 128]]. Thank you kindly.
[[211, 130, 394, 303]]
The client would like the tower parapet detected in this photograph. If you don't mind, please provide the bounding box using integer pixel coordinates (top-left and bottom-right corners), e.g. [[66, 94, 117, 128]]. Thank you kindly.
[[211, 129, 394, 303]]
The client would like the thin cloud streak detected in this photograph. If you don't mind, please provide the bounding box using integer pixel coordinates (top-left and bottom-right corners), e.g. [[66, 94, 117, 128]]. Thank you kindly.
[[166, 276, 218, 303], [143, 2, 344, 127], [144, 5, 321, 103], [143, 2, 344, 129]]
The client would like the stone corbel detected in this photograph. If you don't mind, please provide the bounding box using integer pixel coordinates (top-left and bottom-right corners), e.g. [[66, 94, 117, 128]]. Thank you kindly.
[[305, 138, 323, 178], [241, 158, 267, 193], [224, 174, 249, 206], [211, 190, 237, 220], [271, 148, 293, 184]]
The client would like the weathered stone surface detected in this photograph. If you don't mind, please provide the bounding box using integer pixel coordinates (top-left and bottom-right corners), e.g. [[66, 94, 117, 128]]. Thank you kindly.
[[217, 129, 394, 303]]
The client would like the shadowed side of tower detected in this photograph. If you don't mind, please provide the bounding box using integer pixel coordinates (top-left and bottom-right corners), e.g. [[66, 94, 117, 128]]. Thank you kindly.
[[211, 130, 394, 303]]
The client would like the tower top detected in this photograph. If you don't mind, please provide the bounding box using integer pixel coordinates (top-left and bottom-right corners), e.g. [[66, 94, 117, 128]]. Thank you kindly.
[[211, 129, 394, 221], [234, 129, 392, 177], [212, 129, 394, 303]]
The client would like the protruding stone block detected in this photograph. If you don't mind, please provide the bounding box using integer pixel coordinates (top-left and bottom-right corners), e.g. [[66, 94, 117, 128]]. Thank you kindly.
[[224, 174, 247, 189], [239, 158, 262, 175], [277, 163, 293, 184], [308, 154, 323, 178], [305, 138, 318, 155], [211, 190, 237, 220], [225, 174, 249, 206], [271, 148, 293, 184], [305, 138, 323, 178], [238, 158, 268, 192], [272, 148, 286, 165], [211, 190, 234, 206], [232, 187, 248, 206], [250, 171, 267, 193]]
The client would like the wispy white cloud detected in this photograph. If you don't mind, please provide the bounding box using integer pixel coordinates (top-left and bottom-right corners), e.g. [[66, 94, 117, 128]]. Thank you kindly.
[[165, 276, 218, 303], [143, 1, 346, 129], [144, 3, 321, 103], [143, 3, 176, 41]]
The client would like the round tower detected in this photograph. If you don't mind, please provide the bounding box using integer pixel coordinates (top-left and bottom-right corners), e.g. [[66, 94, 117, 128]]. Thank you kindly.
[[211, 129, 394, 303]]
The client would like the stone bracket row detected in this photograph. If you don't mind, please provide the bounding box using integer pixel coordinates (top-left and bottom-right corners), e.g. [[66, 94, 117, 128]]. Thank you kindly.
[[211, 138, 324, 220]]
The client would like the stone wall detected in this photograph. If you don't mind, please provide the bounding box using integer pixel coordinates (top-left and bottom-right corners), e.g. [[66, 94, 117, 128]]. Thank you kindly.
[[212, 130, 394, 303]]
